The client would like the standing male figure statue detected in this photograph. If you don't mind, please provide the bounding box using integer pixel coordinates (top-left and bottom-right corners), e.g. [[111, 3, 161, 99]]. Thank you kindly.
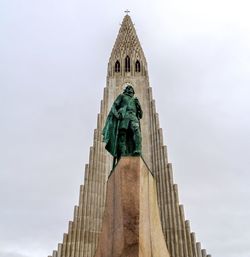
[[102, 84, 143, 167]]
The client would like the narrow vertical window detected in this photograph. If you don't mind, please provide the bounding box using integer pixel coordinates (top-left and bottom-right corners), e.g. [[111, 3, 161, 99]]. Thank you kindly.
[[115, 60, 120, 72], [125, 56, 130, 72], [135, 60, 141, 72]]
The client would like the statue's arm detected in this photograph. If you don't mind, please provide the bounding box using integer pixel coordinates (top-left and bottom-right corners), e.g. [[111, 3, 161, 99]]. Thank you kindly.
[[111, 95, 122, 119], [135, 97, 143, 119]]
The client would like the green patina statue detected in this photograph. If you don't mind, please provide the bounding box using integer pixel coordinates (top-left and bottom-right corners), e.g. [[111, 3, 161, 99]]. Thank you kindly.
[[102, 84, 143, 167]]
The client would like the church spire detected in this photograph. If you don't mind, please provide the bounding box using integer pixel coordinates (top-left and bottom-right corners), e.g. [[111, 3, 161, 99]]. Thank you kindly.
[[48, 14, 212, 257], [108, 15, 148, 77]]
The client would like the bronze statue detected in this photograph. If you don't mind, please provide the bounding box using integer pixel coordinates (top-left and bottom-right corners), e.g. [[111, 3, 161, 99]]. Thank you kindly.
[[102, 84, 143, 167]]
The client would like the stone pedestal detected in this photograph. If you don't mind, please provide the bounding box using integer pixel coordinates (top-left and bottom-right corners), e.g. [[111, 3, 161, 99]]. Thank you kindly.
[[94, 157, 170, 257]]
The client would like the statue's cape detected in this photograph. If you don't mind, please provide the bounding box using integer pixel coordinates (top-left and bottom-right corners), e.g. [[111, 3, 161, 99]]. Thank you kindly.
[[102, 110, 119, 157]]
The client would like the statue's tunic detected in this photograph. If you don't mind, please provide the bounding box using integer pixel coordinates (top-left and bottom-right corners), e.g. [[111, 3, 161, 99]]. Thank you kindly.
[[112, 94, 142, 129]]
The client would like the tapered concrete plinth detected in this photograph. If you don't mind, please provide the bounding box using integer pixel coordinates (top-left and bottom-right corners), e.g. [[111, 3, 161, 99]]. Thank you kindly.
[[94, 157, 170, 257]]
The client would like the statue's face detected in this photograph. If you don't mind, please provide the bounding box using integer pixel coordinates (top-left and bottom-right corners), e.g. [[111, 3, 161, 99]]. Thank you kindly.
[[124, 85, 135, 96]]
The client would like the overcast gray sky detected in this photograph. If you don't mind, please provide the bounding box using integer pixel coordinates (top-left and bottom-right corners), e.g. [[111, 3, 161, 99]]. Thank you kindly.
[[1, 1, 250, 257]]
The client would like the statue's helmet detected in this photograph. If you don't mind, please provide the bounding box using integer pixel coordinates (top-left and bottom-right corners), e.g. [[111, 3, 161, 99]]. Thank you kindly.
[[123, 84, 135, 95]]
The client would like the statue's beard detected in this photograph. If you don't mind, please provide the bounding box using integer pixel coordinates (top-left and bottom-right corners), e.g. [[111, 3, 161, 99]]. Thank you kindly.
[[124, 91, 134, 97]]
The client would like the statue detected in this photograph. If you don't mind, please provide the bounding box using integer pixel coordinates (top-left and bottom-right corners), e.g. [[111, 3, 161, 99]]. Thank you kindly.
[[102, 84, 143, 167]]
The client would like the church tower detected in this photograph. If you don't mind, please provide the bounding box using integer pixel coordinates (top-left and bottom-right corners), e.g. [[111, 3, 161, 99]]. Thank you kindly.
[[48, 15, 211, 257]]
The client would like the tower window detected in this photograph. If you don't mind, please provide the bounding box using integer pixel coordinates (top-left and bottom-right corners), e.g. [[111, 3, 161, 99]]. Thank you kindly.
[[114, 60, 120, 72], [135, 60, 141, 72], [125, 56, 130, 72]]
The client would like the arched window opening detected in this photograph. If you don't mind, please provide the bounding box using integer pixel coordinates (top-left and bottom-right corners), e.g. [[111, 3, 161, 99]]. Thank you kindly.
[[115, 60, 120, 72], [125, 56, 130, 72], [135, 60, 141, 72]]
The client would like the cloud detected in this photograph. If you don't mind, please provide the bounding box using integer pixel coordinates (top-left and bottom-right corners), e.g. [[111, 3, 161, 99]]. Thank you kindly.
[[0, 1, 250, 257], [0, 251, 28, 257]]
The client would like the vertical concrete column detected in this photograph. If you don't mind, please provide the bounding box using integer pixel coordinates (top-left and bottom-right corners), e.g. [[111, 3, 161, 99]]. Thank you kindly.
[[62, 233, 68, 257], [57, 244, 62, 257], [179, 205, 188, 257], [191, 233, 197, 257], [201, 249, 207, 257], [196, 242, 202, 257], [66, 221, 73, 257], [185, 220, 194, 257]]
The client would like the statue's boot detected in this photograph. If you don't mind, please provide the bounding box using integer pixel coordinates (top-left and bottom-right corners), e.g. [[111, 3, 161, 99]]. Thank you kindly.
[[133, 129, 142, 156]]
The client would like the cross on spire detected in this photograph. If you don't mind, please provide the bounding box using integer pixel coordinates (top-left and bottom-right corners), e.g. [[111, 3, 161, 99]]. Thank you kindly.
[[125, 9, 130, 15]]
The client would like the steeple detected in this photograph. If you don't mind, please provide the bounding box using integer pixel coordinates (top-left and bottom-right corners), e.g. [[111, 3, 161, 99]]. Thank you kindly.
[[108, 15, 148, 77]]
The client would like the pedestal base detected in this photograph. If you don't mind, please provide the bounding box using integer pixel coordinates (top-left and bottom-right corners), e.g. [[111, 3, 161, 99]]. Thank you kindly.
[[94, 157, 170, 257]]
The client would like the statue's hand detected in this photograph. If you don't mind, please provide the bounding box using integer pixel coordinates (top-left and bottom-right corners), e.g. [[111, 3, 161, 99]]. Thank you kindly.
[[114, 112, 119, 119], [134, 97, 140, 106], [118, 112, 123, 120], [117, 109, 124, 120], [114, 111, 122, 120]]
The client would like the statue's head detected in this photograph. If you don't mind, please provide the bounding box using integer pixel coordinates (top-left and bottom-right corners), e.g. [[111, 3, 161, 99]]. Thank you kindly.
[[123, 85, 135, 97]]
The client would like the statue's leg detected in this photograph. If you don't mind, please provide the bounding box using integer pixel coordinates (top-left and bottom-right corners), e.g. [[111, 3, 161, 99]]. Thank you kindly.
[[118, 129, 127, 156], [131, 121, 142, 155]]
